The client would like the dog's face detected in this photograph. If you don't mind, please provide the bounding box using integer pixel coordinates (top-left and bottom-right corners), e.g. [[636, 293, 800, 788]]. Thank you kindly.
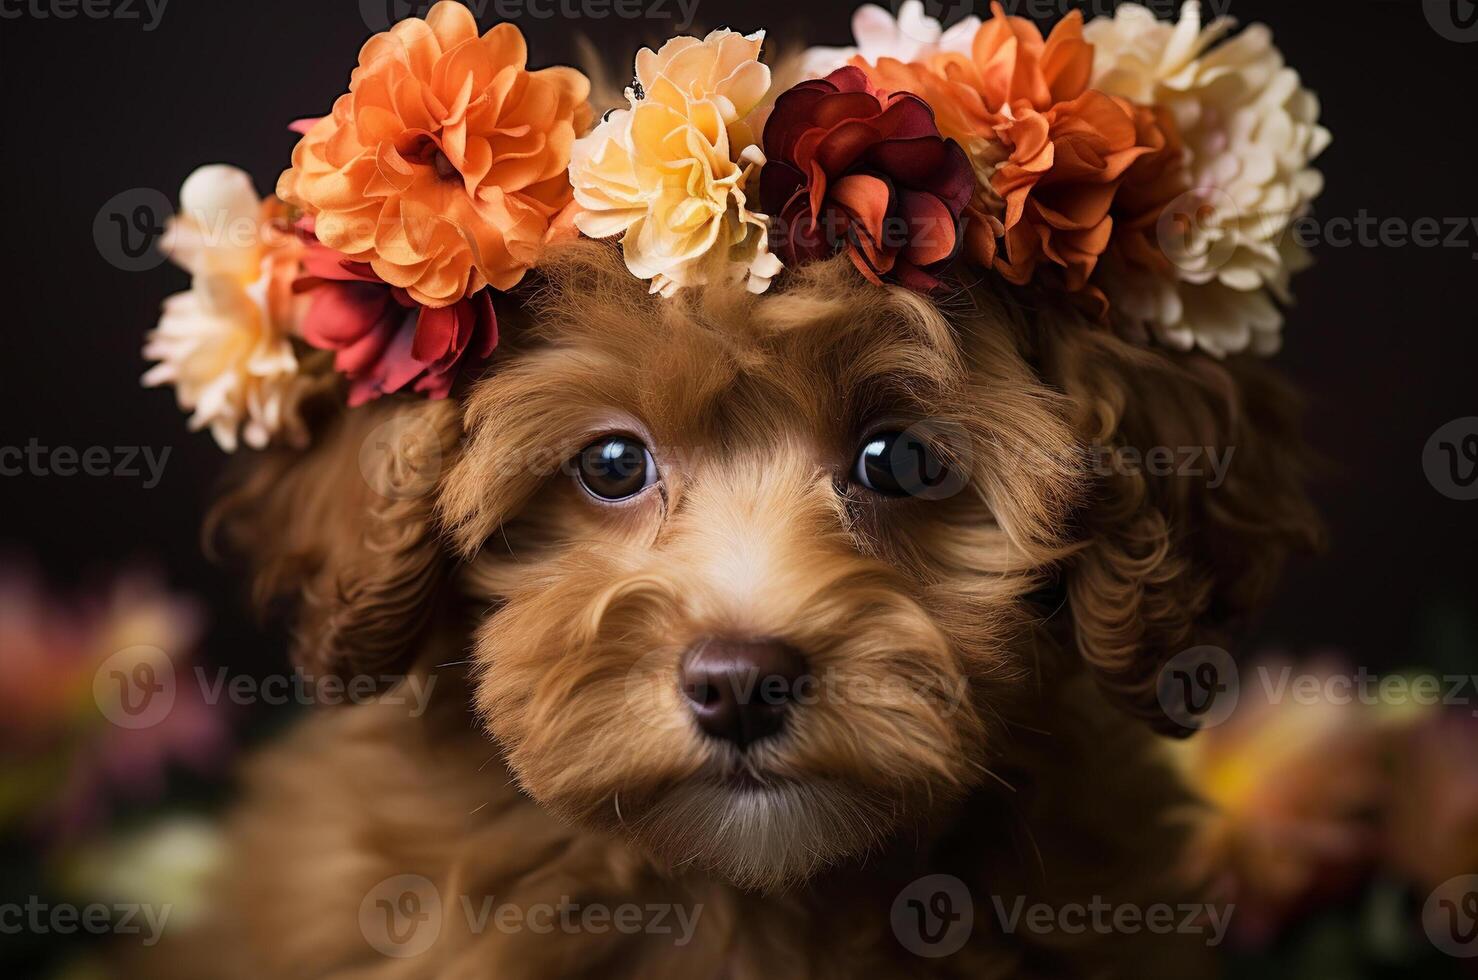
[[224, 243, 1315, 892], [439, 250, 1082, 889]]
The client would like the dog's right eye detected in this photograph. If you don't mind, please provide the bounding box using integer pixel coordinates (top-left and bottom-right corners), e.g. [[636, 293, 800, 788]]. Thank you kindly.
[[575, 436, 659, 501], [851, 430, 951, 498]]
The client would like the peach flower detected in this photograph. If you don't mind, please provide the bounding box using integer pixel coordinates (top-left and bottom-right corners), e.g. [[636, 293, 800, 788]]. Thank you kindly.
[[858, 5, 1171, 306], [568, 29, 782, 297], [277, 2, 592, 308], [633, 27, 773, 151]]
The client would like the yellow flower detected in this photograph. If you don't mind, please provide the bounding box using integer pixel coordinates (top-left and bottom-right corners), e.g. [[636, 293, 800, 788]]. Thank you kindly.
[[568, 29, 782, 297]]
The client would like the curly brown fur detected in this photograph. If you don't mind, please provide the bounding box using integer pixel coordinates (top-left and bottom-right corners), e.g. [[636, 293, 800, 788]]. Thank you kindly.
[[158, 241, 1317, 978]]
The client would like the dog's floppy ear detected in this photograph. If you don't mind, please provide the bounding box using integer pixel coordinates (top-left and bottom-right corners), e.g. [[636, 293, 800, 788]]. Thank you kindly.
[[208, 398, 462, 679], [1037, 320, 1321, 734]]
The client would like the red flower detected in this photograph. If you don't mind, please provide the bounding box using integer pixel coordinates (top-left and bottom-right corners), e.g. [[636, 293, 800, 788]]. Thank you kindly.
[[760, 66, 973, 293], [294, 221, 498, 406]]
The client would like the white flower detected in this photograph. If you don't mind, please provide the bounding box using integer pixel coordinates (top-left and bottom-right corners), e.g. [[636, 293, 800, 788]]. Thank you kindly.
[[143, 165, 306, 451], [65, 817, 225, 931], [1085, 1, 1331, 356], [799, 1, 980, 79]]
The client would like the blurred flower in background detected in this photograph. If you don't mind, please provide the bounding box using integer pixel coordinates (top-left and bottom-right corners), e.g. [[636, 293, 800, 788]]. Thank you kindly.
[[1169, 656, 1384, 947], [62, 815, 225, 931], [1386, 708, 1478, 894], [4, 561, 1475, 977], [0, 566, 230, 841], [1168, 649, 1478, 977]]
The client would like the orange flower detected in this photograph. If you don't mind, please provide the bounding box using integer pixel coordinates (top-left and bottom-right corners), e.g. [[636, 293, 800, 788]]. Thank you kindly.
[[989, 90, 1157, 296], [1105, 104, 1188, 279], [858, 4, 1172, 307], [868, 1, 1094, 137], [277, 2, 591, 307]]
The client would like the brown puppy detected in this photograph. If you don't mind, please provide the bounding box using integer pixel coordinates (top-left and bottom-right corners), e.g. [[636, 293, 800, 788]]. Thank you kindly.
[[158, 241, 1316, 978]]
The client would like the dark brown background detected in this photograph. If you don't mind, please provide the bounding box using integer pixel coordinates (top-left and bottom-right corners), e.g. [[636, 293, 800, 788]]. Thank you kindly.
[[2, 0, 1474, 683]]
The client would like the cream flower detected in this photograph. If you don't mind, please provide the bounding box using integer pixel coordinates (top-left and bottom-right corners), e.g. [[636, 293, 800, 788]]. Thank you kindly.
[[568, 29, 782, 297], [799, 1, 980, 78], [1086, 1, 1331, 356], [144, 165, 306, 451]]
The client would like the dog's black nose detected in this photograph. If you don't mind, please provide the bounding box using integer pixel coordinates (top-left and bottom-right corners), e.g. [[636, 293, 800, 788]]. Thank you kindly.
[[680, 639, 808, 748]]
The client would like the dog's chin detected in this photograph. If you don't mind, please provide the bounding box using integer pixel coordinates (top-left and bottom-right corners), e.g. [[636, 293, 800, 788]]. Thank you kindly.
[[619, 777, 898, 893]]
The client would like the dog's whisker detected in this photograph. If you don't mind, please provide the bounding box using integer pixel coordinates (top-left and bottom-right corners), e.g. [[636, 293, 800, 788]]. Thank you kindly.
[[1001, 718, 1052, 737], [973, 762, 1018, 794], [1010, 800, 1048, 883]]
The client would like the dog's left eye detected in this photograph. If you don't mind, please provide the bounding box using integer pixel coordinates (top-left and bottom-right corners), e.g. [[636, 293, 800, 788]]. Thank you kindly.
[[852, 431, 949, 498], [575, 436, 659, 501]]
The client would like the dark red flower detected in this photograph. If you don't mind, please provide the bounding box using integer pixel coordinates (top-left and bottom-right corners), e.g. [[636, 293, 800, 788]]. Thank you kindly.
[[293, 219, 497, 406], [760, 66, 973, 293]]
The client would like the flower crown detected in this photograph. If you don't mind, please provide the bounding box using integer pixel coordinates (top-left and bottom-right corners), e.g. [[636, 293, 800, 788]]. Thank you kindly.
[[144, 0, 1328, 452]]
